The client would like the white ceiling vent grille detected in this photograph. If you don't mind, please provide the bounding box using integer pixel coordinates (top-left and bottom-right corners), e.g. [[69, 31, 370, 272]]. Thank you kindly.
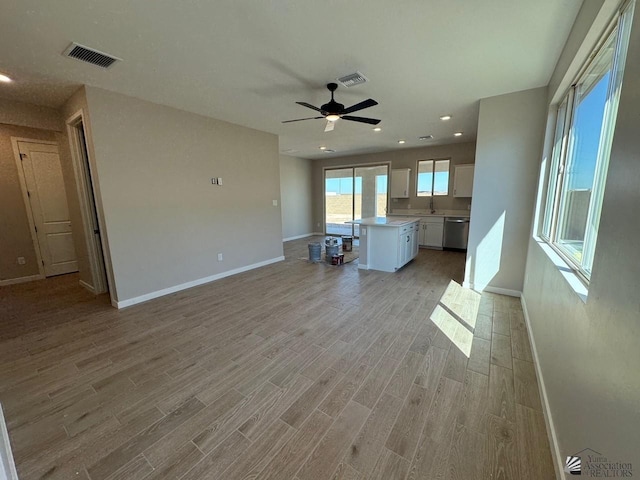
[[337, 71, 368, 87], [63, 43, 121, 69]]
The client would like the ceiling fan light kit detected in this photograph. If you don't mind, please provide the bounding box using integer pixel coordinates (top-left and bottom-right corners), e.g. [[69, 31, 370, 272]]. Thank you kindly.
[[283, 82, 380, 131]]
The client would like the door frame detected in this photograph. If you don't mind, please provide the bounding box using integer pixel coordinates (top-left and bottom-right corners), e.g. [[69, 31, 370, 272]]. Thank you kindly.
[[322, 161, 391, 237], [66, 109, 111, 296], [10, 137, 60, 280]]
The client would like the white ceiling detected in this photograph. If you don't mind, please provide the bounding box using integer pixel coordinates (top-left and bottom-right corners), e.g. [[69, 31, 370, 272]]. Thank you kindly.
[[0, 1, 582, 159]]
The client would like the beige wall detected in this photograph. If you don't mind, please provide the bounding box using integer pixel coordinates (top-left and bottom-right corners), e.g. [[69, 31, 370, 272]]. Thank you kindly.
[[83, 86, 283, 303], [523, 0, 640, 474], [0, 97, 63, 132], [279, 155, 313, 239], [464, 87, 547, 294], [0, 124, 58, 280], [312, 142, 476, 231], [0, 95, 85, 283]]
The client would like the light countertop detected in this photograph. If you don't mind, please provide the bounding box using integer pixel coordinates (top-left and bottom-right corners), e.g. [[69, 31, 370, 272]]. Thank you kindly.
[[388, 209, 471, 218], [350, 216, 421, 227]]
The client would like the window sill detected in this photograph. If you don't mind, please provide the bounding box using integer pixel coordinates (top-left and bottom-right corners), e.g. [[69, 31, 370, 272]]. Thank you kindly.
[[533, 236, 588, 304]]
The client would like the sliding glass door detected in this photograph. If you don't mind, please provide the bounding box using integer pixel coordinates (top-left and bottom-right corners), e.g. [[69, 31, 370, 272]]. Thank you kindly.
[[324, 164, 388, 238]]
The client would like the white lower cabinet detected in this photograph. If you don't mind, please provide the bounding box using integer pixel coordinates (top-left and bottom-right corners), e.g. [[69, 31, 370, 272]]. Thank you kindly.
[[364, 220, 420, 272], [419, 217, 444, 249]]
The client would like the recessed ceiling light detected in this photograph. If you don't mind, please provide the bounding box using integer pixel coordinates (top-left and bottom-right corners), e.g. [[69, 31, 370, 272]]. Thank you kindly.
[[319, 146, 327, 150], [454, 132, 463, 137], [398, 140, 406, 144], [440, 115, 452, 121], [419, 135, 433, 141], [0, 73, 12, 83], [373, 127, 382, 132]]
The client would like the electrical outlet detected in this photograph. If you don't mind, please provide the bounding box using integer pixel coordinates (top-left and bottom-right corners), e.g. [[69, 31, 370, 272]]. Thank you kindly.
[[17, 257, 26, 265], [217, 253, 223, 261], [272, 199, 278, 207], [211, 178, 217, 185], [217, 177, 223, 185]]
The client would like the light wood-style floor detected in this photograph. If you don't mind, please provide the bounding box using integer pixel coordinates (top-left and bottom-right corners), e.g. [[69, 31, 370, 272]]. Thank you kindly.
[[0, 237, 555, 480]]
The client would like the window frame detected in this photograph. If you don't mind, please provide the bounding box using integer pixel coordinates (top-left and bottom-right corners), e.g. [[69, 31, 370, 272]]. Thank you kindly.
[[416, 158, 451, 197], [540, 1, 634, 283]]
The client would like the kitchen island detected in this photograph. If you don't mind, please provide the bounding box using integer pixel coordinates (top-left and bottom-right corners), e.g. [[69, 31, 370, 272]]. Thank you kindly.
[[349, 217, 421, 272]]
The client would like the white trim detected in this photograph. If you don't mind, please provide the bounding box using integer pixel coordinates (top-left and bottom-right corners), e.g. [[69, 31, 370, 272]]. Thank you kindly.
[[66, 109, 113, 300], [283, 233, 314, 242], [79, 279, 96, 294], [520, 294, 563, 480], [0, 274, 44, 287], [0, 404, 19, 480], [312, 231, 325, 236], [114, 256, 286, 309], [462, 281, 522, 298]]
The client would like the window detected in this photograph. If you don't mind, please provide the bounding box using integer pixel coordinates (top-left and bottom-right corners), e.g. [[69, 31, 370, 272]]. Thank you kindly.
[[417, 159, 450, 196], [542, 2, 633, 280]]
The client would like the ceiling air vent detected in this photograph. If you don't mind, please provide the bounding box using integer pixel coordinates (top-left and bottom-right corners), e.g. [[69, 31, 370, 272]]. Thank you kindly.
[[337, 71, 368, 88], [63, 43, 121, 69]]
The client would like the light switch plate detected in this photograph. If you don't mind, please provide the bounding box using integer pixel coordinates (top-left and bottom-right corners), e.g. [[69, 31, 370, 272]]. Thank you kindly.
[[272, 199, 278, 206]]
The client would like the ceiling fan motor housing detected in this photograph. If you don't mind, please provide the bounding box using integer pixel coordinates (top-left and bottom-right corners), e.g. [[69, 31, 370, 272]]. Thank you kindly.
[[321, 100, 345, 115]]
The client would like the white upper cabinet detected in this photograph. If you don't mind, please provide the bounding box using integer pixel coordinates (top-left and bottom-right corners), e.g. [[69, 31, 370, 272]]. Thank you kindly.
[[390, 168, 411, 198], [453, 164, 474, 197]]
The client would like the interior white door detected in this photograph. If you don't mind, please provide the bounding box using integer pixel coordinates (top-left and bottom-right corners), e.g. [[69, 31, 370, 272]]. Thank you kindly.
[[18, 141, 78, 277]]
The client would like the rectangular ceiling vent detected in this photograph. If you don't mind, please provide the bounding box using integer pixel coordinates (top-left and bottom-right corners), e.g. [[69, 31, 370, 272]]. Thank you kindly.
[[63, 43, 121, 69], [337, 71, 368, 88]]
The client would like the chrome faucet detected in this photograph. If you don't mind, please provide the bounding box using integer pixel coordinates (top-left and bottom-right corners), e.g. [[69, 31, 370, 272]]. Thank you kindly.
[[429, 196, 436, 214]]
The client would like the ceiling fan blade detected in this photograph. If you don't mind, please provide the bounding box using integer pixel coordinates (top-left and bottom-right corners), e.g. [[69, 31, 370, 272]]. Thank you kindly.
[[342, 115, 381, 125], [282, 116, 324, 123], [324, 120, 335, 132], [342, 98, 378, 115], [296, 101, 323, 113]]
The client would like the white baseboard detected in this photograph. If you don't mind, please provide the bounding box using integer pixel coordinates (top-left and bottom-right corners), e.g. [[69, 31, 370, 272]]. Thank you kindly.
[[462, 281, 521, 297], [520, 294, 563, 480], [312, 231, 325, 236], [283, 233, 314, 242], [114, 256, 285, 309], [79, 279, 96, 294], [0, 404, 19, 480], [0, 274, 44, 286]]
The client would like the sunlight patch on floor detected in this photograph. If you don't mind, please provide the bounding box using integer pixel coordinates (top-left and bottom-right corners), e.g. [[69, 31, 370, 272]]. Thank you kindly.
[[430, 280, 482, 357]]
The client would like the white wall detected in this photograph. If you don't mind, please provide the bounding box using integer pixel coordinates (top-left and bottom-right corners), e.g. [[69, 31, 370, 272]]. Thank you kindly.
[[464, 87, 547, 295], [279, 155, 314, 240], [523, 0, 640, 474], [83, 86, 283, 305]]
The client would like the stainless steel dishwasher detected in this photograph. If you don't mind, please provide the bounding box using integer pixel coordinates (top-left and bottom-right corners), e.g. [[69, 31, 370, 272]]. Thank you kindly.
[[443, 217, 470, 250]]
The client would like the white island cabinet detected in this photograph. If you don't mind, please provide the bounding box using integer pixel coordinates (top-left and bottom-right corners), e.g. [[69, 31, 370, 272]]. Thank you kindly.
[[350, 217, 420, 272]]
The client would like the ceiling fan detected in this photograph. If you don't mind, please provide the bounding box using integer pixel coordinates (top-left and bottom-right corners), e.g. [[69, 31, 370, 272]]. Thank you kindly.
[[282, 83, 380, 132]]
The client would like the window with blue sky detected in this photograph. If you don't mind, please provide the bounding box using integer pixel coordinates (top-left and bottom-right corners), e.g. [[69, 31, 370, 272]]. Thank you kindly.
[[542, 1, 633, 280], [417, 159, 450, 196]]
